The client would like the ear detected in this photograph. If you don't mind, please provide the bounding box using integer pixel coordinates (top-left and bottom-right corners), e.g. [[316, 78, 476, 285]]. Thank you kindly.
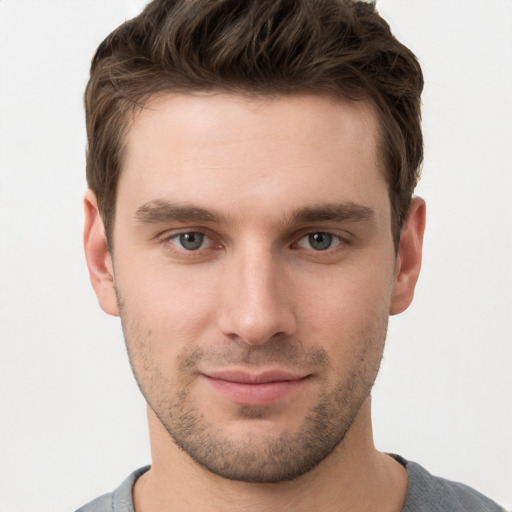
[[83, 190, 119, 316], [390, 197, 426, 315]]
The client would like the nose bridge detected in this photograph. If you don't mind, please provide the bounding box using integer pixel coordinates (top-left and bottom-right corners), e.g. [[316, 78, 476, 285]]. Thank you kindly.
[[217, 240, 296, 345]]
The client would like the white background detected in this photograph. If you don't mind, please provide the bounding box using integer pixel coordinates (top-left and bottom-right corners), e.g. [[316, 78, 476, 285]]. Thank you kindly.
[[0, 1, 511, 511]]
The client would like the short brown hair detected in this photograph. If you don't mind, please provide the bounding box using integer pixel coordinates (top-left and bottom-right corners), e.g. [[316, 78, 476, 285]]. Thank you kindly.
[[85, 0, 423, 249]]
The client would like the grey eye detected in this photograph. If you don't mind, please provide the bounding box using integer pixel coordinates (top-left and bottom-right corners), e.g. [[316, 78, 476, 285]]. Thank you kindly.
[[297, 232, 340, 251], [308, 233, 333, 250], [177, 232, 205, 250]]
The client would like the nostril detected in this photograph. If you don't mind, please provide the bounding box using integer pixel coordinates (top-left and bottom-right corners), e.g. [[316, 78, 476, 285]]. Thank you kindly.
[[218, 306, 298, 347]]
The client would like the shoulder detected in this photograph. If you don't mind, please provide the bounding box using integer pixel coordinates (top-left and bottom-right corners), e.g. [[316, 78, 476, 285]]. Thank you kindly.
[[395, 455, 506, 512], [75, 492, 113, 512], [74, 466, 150, 512]]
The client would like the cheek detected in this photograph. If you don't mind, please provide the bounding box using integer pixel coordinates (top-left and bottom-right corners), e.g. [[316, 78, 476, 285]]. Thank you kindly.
[[293, 263, 393, 366], [116, 260, 218, 332], [119, 292, 201, 398], [297, 263, 393, 329]]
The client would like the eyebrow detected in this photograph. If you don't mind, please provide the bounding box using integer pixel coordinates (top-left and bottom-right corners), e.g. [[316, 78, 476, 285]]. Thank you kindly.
[[134, 200, 376, 226], [291, 203, 376, 224], [134, 200, 223, 224]]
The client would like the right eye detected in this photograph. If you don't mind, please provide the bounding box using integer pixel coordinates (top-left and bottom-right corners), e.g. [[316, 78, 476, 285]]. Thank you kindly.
[[169, 232, 211, 251]]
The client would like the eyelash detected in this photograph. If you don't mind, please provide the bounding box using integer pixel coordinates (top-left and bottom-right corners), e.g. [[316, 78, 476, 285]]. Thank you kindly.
[[158, 229, 349, 257], [160, 230, 221, 257], [293, 232, 344, 252]]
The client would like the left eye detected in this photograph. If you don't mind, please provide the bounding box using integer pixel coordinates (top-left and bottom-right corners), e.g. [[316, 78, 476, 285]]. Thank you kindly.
[[170, 232, 210, 251], [296, 232, 341, 251]]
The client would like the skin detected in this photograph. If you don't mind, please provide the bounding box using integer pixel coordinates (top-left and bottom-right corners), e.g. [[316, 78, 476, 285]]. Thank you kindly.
[[84, 93, 425, 512]]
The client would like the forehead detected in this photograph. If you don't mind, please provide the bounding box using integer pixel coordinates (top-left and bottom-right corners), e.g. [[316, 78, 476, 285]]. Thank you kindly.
[[118, 93, 388, 223], [125, 92, 379, 160]]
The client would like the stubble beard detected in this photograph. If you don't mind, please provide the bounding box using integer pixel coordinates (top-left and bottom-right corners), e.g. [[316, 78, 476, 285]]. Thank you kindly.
[[119, 303, 387, 484], [151, 370, 378, 483]]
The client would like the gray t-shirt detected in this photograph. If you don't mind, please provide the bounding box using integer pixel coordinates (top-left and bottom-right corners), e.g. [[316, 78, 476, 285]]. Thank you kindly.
[[75, 456, 506, 511]]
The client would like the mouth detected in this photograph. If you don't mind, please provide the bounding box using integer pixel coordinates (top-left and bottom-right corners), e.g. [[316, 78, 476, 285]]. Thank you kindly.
[[201, 369, 311, 406]]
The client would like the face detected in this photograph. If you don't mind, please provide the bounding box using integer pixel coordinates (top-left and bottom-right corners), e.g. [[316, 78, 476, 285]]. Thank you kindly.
[[86, 93, 420, 483]]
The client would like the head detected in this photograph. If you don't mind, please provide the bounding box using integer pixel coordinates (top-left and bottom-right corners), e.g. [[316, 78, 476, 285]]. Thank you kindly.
[[83, 0, 425, 484], [85, 0, 423, 250]]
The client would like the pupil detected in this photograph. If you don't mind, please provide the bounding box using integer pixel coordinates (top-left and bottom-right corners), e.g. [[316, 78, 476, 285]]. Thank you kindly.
[[309, 232, 332, 251], [180, 232, 203, 250]]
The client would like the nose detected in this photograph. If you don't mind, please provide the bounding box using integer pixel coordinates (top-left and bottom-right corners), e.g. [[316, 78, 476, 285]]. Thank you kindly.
[[216, 245, 297, 346]]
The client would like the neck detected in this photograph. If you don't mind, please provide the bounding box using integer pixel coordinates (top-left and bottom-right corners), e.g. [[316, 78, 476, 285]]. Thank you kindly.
[[133, 399, 408, 512]]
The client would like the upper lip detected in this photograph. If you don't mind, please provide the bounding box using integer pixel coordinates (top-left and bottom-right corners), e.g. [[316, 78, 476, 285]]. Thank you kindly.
[[203, 369, 308, 384]]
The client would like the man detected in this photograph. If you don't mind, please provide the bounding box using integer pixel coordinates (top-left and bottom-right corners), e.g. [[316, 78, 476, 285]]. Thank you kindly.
[[78, 0, 505, 511]]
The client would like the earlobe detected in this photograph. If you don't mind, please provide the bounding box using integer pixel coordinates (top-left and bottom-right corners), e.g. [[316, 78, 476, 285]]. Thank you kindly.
[[390, 197, 426, 316], [83, 190, 120, 317]]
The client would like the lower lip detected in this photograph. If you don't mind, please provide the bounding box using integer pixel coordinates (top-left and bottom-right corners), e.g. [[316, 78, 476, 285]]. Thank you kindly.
[[204, 376, 307, 406]]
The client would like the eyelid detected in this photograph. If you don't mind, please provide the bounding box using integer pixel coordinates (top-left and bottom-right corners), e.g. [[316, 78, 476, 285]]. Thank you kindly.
[[155, 226, 351, 257], [158, 228, 223, 253], [295, 232, 342, 250], [292, 228, 350, 247], [169, 232, 212, 250]]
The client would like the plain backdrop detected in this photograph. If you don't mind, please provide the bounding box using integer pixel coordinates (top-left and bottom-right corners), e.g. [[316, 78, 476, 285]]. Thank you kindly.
[[0, 1, 511, 511]]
